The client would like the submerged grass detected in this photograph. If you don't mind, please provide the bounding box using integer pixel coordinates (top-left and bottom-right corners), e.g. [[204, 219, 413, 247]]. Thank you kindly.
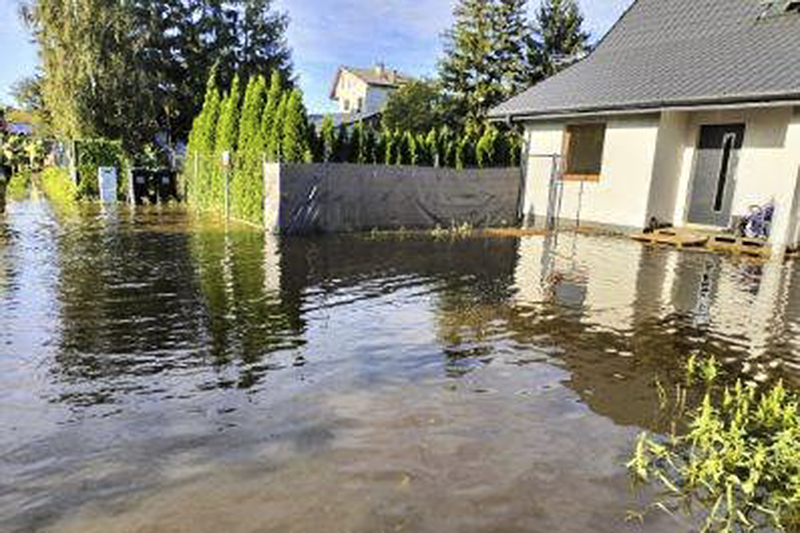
[[629, 356, 800, 532]]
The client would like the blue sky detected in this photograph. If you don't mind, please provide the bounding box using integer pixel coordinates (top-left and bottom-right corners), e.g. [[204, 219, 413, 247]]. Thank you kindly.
[[0, 0, 632, 111]]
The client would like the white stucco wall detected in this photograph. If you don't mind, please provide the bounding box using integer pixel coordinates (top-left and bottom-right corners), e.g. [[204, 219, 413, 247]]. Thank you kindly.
[[523, 115, 661, 230], [647, 111, 690, 225], [671, 106, 800, 247]]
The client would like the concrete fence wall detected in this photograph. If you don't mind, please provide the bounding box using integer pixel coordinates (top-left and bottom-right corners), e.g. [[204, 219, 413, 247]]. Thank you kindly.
[[263, 163, 523, 234]]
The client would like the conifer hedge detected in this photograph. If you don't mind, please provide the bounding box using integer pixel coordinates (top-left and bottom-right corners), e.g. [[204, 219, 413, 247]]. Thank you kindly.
[[183, 70, 524, 225]]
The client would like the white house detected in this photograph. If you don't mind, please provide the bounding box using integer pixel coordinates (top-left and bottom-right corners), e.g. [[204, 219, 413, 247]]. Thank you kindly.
[[330, 63, 413, 116], [490, 0, 800, 252]]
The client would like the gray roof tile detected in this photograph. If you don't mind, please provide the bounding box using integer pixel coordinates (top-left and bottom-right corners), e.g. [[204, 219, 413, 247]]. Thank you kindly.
[[490, 0, 800, 119]]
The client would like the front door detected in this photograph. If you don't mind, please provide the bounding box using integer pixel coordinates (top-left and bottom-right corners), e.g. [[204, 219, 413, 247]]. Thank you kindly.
[[687, 124, 745, 227]]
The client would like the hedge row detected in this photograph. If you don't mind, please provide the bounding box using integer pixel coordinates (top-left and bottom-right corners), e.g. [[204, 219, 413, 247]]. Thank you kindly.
[[183, 70, 523, 226]]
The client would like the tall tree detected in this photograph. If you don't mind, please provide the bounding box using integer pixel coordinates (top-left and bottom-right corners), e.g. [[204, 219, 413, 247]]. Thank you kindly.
[[383, 80, 444, 135], [20, 0, 293, 151], [281, 88, 310, 163], [492, 0, 530, 98], [439, 0, 499, 128], [527, 0, 590, 84]]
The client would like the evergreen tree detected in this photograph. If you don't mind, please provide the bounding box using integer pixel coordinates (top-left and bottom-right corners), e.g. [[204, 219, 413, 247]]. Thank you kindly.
[[493, 0, 530, 98], [21, 0, 293, 151], [394, 130, 408, 165], [232, 74, 267, 223], [439, 0, 504, 128], [320, 115, 336, 162], [425, 129, 439, 167], [476, 126, 498, 168], [456, 135, 476, 169], [267, 93, 288, 161], [364, 126, 377, 164], [237, 75, 267, 152], [350, 122, 364, 163], [186, 69, 221, 204], [406, 131, 418, 166], [307, 123, 322, 162], [335, 126, 350, 163], [527, 0, 591, 84], [282, 88, 310, 163], [381, 126, 393, 165], [260, 71, 283, 156], [215, 74, 242, 155]]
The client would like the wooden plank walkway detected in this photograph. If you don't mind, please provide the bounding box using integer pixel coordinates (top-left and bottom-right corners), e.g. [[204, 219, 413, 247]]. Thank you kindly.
[[631, 228, 771, 257], [631, 228, 709, 249]]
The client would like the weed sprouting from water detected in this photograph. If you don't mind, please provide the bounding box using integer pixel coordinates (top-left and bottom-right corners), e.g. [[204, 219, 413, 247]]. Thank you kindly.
[[629, 356, 800, 532]]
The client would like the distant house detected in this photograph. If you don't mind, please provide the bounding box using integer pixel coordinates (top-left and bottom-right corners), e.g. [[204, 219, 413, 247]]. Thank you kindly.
[[2, 109, 35, 136], [310, 63, 413, 129], [490, 0, 800, 252]]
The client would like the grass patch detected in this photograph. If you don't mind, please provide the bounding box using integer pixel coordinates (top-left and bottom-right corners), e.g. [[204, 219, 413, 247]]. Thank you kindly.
[[629, 357, 800, 532]]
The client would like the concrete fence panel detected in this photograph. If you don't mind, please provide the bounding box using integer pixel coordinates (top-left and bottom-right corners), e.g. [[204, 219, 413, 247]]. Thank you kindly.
[[264, 163, 522, 234]]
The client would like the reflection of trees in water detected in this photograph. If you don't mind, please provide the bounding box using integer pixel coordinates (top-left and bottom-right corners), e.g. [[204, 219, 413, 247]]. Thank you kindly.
[[50, 212, 306, 407], [191, 226, 306, 389]]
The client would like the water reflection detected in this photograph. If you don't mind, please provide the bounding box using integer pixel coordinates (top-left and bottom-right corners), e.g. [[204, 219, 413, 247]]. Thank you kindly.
[[1, 199, 799, 532]]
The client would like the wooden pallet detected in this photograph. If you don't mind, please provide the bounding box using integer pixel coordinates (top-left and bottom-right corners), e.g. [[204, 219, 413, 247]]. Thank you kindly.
[[708, 234, 771, 257], [631, 228, 709, 248]]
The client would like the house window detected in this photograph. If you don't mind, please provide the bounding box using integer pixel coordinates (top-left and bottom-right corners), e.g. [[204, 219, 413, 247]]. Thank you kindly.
[[343, 99, 350, 112], [356, 97, 364, 112], [563, 123, 606, 181]]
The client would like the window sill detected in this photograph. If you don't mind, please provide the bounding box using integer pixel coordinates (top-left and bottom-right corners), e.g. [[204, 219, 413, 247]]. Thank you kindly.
[[562, 173, 600, 182]]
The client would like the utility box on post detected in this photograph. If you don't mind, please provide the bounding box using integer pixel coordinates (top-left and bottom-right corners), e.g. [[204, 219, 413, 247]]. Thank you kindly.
[[98, 167, 118, 203]]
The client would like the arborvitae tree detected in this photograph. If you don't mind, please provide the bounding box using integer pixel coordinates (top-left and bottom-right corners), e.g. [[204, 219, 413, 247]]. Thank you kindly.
[[282, 88, 310, 163], [425, 129, 439, 167], [307, 123, 322, 162], [350, 122, 364, 163], [506, 129, 523, 166], [527, 0, 591, 84], [185, 69, 221, 200], [320, 115, 335, 162], [414, 133, 428, 166], [390, 130, 403, 165], [476, 125, 498, 168], [406, 131, 418, 166], [260, 71, 283, 157], [231, 74, 267, 223], [440, 0, 504, 128], [382, 126, 394, 165], [456, 135, 476, 169], [335, 126, 350, 163], [364, 126, 377, 164], [237, 75, 267, 152], [215, 74, 242, 155], [267, 93, 288, 161]]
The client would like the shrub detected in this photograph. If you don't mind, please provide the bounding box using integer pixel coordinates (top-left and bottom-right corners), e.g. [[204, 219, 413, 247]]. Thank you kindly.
[[40, 166, 77, 205], [629, 357, 800, 532]]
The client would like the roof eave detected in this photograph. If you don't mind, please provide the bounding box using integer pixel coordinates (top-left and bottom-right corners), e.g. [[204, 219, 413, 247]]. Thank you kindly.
[[490, 92, 800, 123]]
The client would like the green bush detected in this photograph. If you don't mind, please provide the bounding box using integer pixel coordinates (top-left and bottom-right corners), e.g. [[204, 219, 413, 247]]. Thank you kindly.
[[40, 166, 77, 205], [7, 168, 32, 199], [629, 356, 800, 532]]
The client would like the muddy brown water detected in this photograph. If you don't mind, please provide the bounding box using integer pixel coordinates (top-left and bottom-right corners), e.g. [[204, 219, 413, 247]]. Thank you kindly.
[[2, 197, 799, 532]]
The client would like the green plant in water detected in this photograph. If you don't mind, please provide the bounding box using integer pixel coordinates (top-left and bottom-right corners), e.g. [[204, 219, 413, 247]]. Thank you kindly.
[[629, 356, 800, 532]]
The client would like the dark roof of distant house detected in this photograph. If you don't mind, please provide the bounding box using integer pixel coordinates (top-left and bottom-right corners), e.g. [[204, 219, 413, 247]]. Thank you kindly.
[[490, 0, 800, 120], [329, 65, 414, 99]]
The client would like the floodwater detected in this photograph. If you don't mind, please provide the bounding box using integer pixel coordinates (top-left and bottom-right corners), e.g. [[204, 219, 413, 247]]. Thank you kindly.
[[2, 196, 799, 533]]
